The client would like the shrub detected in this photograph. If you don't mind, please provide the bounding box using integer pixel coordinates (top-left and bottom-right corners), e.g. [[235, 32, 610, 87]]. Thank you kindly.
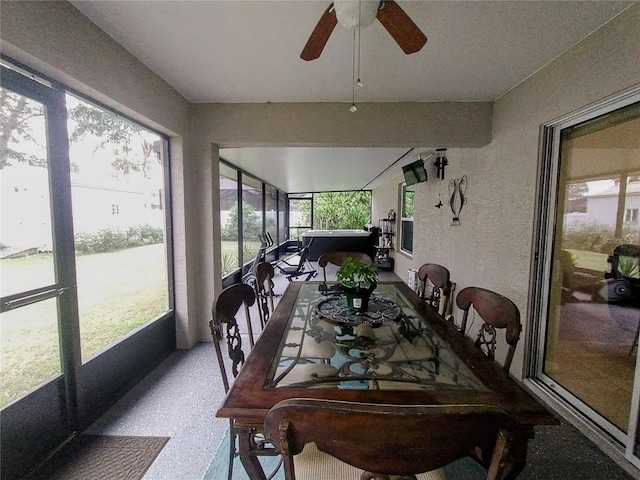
[[221, 253, 236, 276], [75, 224, 163, 254], [563, 223, 640, 252]]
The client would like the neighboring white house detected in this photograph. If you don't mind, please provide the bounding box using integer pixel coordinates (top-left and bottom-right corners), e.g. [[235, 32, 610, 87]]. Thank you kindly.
[[0, 164, 163, 251], [565, 181, 640, 229]]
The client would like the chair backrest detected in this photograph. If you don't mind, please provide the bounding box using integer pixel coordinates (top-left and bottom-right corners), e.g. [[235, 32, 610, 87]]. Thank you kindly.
[[209, 283, 256, 392], [417, 263, 453, 317], [254, 261, 275, 329], [456, 286, 521, 372], [318, 251, 373, 283], [264, 398, 513, 480]]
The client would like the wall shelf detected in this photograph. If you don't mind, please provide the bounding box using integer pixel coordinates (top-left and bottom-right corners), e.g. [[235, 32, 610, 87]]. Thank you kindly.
[[376, 219, 395, 271]]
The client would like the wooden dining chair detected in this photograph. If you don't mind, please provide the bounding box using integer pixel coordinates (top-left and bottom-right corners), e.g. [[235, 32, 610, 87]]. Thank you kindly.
[[254, 261, 275, 329], [264, 398, 514, 480], [318, 251, 373, 285], [209, 283, 279, 480], [456, 287, 522, 372], [417, 263, 455, 320]]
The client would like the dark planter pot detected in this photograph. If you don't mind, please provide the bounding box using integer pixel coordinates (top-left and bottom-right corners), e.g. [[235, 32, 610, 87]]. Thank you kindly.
[[341, 283, 377, 313]]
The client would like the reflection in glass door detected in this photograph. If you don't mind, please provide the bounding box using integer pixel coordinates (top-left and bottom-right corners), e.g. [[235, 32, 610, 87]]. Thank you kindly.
[[539, 96, 640, 465]]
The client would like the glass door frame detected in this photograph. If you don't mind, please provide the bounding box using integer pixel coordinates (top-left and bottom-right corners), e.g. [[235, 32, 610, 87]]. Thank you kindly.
[[1, 64, 81, 429], [529, 84, 640, 466]]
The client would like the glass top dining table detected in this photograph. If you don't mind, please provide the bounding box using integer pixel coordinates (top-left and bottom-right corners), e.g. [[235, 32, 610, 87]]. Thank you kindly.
[[266, 283, 487, 392], [216, 281, 557, 480]]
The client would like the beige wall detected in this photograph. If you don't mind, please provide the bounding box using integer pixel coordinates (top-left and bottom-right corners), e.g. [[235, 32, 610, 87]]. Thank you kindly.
[[191, 102, 492, 148]]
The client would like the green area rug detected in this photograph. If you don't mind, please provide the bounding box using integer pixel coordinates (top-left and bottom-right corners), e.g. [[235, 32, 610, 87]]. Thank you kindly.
[[29, 434, 169, 480], [203, 430, 485, 480]]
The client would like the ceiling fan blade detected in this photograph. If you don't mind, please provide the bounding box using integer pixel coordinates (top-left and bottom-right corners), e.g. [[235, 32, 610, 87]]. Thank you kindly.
[[376, 0, 427, 55], [300, 3, 338, 61]]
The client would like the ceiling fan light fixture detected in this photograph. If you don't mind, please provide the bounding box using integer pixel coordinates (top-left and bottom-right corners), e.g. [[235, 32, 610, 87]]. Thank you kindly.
[[334, 0, 380, 29]]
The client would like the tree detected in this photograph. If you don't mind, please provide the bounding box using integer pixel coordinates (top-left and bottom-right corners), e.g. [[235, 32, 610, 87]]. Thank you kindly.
[[221, 201, 261, 241], [1, 88, 158, 176], [0, 89, 46, 169], [312, 191, 372, 229], [68, 100, 160, 178]]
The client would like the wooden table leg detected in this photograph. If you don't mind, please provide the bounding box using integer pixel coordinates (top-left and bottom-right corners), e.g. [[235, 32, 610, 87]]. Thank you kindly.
[[237, 426, 268, 480], [501, 426, 533, 480], [473, 425, 532, 480]]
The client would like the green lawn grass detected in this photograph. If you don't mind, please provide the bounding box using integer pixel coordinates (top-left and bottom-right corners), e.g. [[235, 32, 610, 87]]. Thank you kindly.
[[565, 248, 610, 273], [0, 244, 168, 407]]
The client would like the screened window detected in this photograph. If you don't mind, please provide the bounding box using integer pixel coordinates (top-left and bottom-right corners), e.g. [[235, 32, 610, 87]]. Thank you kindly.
[[278, 191, 286, 245], [66, 94, 170, 361], [220, 163, 240, 274], [241, 175, 263, 263], [288, 194, 312, 241], [265, 184, 278, 242], [400, 184, 415, 254], [312, 191, 371, 230]]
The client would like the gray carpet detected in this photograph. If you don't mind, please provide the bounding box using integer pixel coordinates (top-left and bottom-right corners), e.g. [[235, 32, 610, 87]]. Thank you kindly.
[[518, 422, 634, 480]]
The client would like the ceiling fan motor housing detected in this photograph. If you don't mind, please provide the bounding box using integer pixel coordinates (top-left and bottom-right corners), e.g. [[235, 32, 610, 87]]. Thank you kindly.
[[334, 0, 380, 29]]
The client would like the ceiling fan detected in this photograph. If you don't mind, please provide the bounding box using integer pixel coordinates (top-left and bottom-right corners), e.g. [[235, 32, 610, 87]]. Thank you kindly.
[[301, 0, 427, 61]]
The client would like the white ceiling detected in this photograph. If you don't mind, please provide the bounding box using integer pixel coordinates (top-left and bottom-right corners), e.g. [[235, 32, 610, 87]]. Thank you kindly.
[[71, 0, 632, 192], [221, 146, 415, 192]]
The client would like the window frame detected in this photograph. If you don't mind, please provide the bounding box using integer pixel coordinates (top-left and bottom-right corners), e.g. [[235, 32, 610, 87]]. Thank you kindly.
[[399, 183, 415, 256]]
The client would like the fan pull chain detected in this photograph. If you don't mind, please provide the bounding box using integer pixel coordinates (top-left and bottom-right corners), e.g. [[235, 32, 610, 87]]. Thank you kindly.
[[350, 28, 357, 112], [356, 3, 363, 89], [350, 0, 363, 112]]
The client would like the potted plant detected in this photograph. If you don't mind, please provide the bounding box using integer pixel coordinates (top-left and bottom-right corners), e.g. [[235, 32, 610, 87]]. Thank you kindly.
[[336, 257, 379, 313]]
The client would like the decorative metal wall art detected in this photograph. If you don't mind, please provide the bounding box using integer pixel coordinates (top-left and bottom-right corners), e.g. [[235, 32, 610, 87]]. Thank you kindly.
[[434, 148, 448, 180], [448, 175, 467, 225]]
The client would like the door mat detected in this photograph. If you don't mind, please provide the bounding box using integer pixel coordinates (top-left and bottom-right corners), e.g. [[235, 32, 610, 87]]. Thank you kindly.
[[29, 434, 169, 480]]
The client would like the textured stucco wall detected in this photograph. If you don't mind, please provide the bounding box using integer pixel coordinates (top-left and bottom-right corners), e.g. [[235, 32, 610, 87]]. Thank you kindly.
[[410, 3, 640, 377]]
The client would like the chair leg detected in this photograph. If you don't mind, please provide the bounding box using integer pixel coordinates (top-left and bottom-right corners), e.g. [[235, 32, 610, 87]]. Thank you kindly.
[[228, 421, 236, 480]]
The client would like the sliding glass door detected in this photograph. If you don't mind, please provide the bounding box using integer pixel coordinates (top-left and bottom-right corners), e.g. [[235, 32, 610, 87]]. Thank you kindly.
[[535, 88, 640, 466]]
